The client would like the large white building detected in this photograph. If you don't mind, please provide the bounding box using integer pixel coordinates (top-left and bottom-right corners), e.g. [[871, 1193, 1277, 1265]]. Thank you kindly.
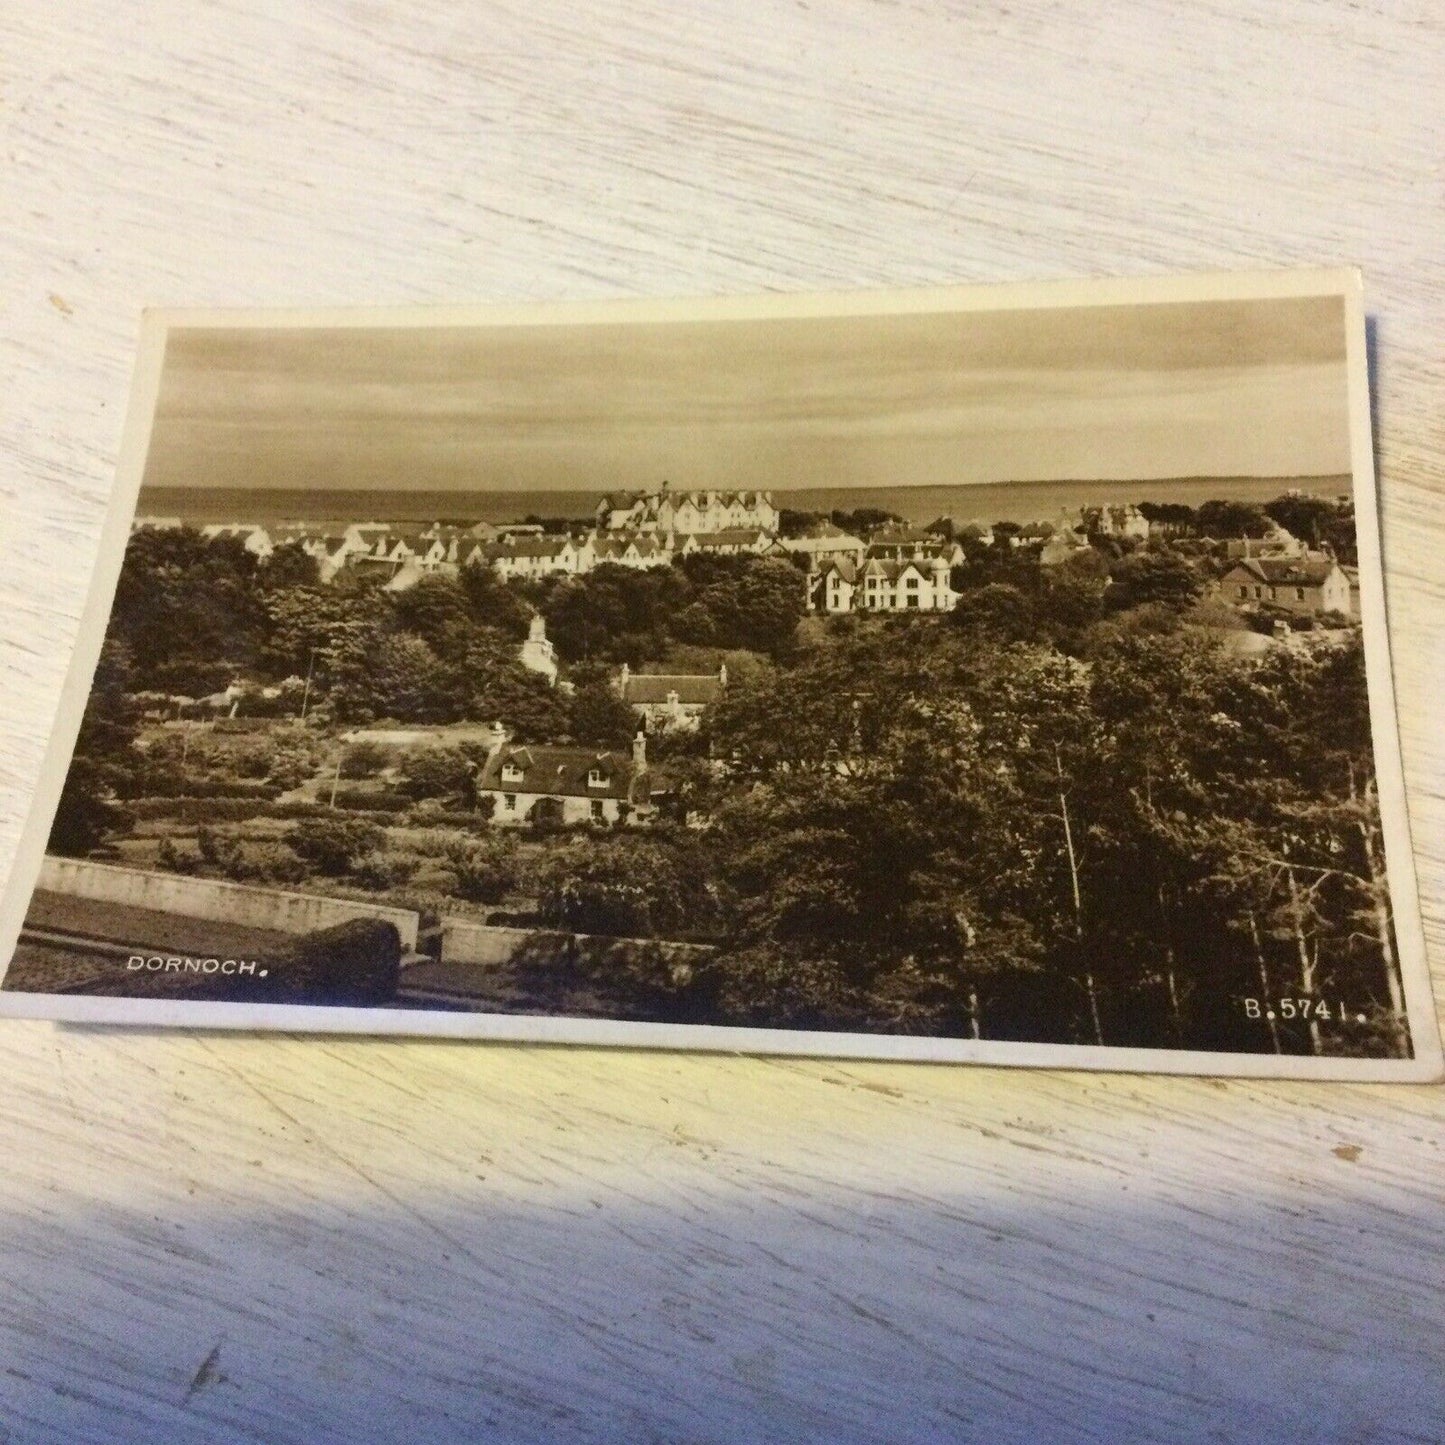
[[596, 486, 778, 536], [856, 556, 957, 612]]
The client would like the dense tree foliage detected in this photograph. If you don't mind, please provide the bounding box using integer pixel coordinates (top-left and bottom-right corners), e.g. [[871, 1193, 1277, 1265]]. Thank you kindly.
[[542, 555, 804, 664], [48, 640, 140, 855], [698, 614, 1404, 1055]]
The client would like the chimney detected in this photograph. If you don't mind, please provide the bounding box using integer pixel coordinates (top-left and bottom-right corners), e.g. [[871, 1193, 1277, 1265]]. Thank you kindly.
[[619, 661, 630, 691], [718, 662, 727, 687], [633, 730, 647, 771]]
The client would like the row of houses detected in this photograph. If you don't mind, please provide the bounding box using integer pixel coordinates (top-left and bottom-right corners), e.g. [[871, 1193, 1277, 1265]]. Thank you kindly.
[[177, 518, 779, 588], [596, 486, 779, 535]]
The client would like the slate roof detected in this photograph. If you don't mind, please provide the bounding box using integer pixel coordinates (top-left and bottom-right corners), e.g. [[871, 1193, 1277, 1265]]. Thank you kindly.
[[593, 533, 668, 560], [1227, 557, 1338, 587], [620, 673, 724, 706], [868, 525, 936, 545], [690, 528, 769, 548], [778, 531, 864, 554], [483, 537, 576, 560], [861, 558, 940, 583], [478, 745, 650, 802]]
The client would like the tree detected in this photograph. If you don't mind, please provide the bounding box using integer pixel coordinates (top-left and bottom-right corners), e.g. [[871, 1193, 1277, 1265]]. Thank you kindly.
[[535, 837, 720, 939], [460, 565, 533, 639], [257, 542, 320, 589], [1197, 500, 1271, 539], [830, 507, 903, 535], [369, 634, 450, 721], [389, 575, 474, 649], [397, 746, 477, 803], [47, 639, 140, 856], [1262, 494, 1337, 548], [111, 527, 268, 685], [1105, 551, 1202, 613], [950, 583, 1042, 643], [1137, 501, 1199, 537], [443, 834, 520, 904], [569, 680, 637, 746]]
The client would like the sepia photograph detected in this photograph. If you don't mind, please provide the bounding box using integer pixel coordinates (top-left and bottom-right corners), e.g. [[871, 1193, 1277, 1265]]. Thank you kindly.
[[1, 272, 1437, 1076]]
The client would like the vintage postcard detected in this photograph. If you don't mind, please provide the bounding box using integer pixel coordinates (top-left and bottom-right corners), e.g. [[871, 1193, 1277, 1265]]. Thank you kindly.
[[1, 271, 1439, 1077]]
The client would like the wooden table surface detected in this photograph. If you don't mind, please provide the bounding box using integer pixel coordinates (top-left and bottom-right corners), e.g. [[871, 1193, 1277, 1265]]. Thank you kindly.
[[1, 4, 1441, 1440]]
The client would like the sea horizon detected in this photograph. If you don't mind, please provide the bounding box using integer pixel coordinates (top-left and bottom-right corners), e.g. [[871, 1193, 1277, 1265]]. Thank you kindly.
[[137, 475, 1351, 528]]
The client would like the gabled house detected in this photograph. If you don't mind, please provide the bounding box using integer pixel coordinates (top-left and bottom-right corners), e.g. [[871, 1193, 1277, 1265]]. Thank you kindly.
[[596, 486, 779, 536], [616, 662, 725, 731], [1078, 504, 1150, 540], [1219, 556, 1354, 618], [480, 534, 594, 580], [477, 734, 657, 826], [591, 532, 674, 569], [857, 556, 958, 612], [807, 557, 859, 613], [865, 526, 965, 567], [683, 528, 773, 556]]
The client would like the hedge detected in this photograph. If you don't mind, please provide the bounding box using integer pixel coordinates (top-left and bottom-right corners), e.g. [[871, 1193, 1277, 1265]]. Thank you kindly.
[[127, 797, 403, 825], [331, 789, 412, 813], [129, 797, 276, 822]]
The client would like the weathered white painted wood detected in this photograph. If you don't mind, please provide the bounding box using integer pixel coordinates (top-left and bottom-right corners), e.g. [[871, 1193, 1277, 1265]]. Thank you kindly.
[[1, 2, 1442, 1440]]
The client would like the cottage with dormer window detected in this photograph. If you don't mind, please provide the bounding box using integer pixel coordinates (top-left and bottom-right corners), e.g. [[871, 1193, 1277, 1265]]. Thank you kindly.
[[476, 732, 658, 826]]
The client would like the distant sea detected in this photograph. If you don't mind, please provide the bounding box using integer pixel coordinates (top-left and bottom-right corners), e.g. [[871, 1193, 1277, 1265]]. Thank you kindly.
[[137, 476, 1351, 528]]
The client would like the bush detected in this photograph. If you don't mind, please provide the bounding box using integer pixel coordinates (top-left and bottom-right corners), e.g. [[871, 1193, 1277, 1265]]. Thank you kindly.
[[331, 788, 412, 813], [237, 842, 309, 886], [408, 864, 462, 896], [442, 835, 520, 904], [286, 817, 387, 875], [429, 807, 492, 828], [351, 852, 417, 891], [155, 836, 199, 874], [128, 797, 272, 822], [397, 746, 476, 802], [342, 740, 393, 776], [533, 836, 718, 938], [274, 917, 402, 1005]]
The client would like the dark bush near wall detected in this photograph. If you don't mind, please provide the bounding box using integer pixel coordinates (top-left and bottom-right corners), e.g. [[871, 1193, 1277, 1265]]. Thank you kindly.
[[274, 917, 402, 1005]]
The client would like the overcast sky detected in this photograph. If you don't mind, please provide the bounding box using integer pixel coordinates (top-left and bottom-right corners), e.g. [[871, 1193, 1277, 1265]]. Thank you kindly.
[[142, 294, 1350, 493]]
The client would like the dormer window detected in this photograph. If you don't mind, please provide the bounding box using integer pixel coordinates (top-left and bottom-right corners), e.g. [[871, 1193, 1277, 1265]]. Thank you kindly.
[[588, 767, 609, 789], [501, 762, 524, 784]]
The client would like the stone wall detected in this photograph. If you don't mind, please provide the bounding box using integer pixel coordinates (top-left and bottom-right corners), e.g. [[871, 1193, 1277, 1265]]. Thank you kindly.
[[38, 856, 420, 951], [438, 917, 713, 973]]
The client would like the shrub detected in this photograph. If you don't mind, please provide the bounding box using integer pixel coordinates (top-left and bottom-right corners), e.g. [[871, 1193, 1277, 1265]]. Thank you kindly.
[[331, 788, 412, 813], [342, 740, 392, 776], [397, 746, 476, 803], [155, 836, 198, 874], [274, 917, 401, 1005], [442, 835, 520, 904], [408, 864, 462, 896], [351, 853, 417, 891], [533, 836, 718, 938], [409, 804, 488, 828], [286, 817, 386, 875], [128, 797, 272, 822], [240, 842, 309, 885]]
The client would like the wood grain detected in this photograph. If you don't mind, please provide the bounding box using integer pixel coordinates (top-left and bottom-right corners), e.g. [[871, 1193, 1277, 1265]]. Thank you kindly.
[[1, 2, 1442, 1439]]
